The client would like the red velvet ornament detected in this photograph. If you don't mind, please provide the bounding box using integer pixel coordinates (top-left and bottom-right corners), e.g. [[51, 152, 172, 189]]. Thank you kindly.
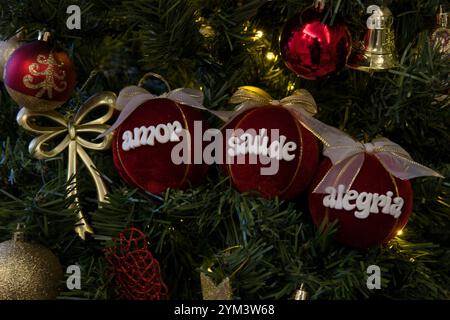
[[112, 98, 209, 194], [280, 6, 352, 79], [223, 105, 319, 200], [308, 155, 414, 249], [4, 39, 76, 111], [104, 228, 168, 300]]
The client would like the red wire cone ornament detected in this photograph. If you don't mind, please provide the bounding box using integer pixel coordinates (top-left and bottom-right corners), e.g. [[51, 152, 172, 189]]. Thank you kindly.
[[105, 228, 168, 300]]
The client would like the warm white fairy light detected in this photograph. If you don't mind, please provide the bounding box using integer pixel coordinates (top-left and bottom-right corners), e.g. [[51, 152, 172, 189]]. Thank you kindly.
[[253, 30, 264, 40], [266, 51, 275, 60]]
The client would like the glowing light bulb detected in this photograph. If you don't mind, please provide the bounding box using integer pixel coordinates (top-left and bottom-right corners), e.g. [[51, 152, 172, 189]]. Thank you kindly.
[[266, 52, 275, 60], [253, 30, 264, 40], [396, 229, 403, 236]]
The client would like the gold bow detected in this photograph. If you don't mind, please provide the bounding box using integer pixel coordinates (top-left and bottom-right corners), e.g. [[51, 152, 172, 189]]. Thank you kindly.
[[227, 86, 335, 145], [229, 86, 318, 116], [16, 92, 116, 239]]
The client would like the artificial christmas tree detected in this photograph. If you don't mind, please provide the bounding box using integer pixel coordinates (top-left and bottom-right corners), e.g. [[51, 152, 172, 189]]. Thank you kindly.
[[0, 0, 448, 301]]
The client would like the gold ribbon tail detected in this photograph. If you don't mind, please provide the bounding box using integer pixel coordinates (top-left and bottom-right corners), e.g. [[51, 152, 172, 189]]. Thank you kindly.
[[67, 141, 94, 240]]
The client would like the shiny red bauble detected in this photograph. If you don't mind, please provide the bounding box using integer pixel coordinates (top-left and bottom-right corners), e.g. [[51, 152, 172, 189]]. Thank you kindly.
[[112, 98, 209, 194], [308, 154, 414, 249], [223, 105, 319, 200], [280, 6, 352, 79], [4, 40, 76, 111]]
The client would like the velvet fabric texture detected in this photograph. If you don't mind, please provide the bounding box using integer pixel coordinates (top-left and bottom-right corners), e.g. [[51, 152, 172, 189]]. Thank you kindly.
[[308, 154, 413, 249], [113, 98, 209, 194], [223, 105, 319, 199]]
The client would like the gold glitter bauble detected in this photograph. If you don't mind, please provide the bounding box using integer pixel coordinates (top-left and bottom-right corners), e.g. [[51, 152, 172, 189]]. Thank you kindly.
[[0, 239, 63, 300]]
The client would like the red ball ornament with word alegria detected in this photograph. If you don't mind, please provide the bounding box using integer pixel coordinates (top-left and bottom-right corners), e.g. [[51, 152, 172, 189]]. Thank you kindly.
[[105, 228, 168, 300], [3, 32, 76, 111], [222, 86, 321, 200], [280, 0, 352, 79], [108, 85, 209, 194], [308, 128, 443, 249]]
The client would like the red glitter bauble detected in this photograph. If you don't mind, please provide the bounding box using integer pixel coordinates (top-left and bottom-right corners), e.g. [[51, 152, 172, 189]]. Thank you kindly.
[[308, 155, 414, 249], [280, 6, 352, 79], [4, 40, 76, 111], [223, 105, 319, 200], [112, 98, 209, 194], [104, 228, 168, 300]]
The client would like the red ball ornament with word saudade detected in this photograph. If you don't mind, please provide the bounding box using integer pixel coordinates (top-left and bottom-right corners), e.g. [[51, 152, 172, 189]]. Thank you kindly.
[[3, 32, 76, 111], [223, 105, 319, 200], [308, 155, 413, 249], [105, 228, 168, 300], [112, 92, 209, 194], [280, 1, 352, 79]]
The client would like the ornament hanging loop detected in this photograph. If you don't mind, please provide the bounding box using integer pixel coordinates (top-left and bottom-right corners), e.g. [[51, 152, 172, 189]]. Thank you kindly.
[[293, 283, 308, 300], [13, 223, 26, 242], [138, 72, 171, 93], [366, 5, 393, 30], [313, 0, 326, 11], [38, 31, 51, 42], [437, 5, 448, 28]]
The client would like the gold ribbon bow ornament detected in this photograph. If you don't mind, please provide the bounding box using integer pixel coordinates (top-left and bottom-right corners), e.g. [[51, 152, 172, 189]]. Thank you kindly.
[[17, 92, 116, 239], [228, 86, 334, 144], [229, 86, 318, 116]]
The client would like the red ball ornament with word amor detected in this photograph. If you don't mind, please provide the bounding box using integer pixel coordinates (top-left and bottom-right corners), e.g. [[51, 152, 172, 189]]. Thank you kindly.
[[280, 0, 352, 79], [105, 228, 168, 300], [3, 33, 76, 111], [223, 105, 319, 200], [308, 155, 414, 249], [112, 87, 209, 194]]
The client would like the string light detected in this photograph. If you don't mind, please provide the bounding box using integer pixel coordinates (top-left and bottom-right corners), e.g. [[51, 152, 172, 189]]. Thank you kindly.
[[253, 30, 264, 40], [396, 229, 403, 236], [200, 25, 215, 38], [287, 83, 295, 91], [266, 52, 275, 60]]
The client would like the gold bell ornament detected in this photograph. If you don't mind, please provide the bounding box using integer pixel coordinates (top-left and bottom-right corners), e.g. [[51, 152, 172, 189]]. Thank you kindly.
[[431, 5, 449, 54], [348, 4, 398, 72]]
